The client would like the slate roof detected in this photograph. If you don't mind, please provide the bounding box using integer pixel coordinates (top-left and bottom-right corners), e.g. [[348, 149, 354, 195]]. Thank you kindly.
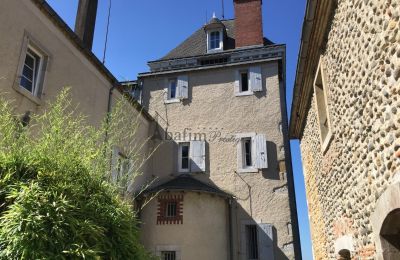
[[159, 19, 275, 61], [143, 174, 232, 197]]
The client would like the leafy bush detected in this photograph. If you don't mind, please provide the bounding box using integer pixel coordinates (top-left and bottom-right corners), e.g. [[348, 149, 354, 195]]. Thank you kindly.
[[0, 90, 154, 259]]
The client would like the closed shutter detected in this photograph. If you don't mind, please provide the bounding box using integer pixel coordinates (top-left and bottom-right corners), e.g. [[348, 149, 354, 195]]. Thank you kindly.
[[234, 70, 240, 94], [190, 140, 206, 172], [253, 134, 268, 169], [177, 75, 188, 99], [257, 223, 274, 259], [250, 66, 262, 92]]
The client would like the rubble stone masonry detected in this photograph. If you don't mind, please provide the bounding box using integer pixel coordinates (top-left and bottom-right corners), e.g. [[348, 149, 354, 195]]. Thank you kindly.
[[299, 0, 400, 259]]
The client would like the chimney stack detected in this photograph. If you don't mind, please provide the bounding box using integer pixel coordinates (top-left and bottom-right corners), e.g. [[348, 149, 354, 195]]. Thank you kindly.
[[234, 0, 264, 48], [75, 0, 98, 50]]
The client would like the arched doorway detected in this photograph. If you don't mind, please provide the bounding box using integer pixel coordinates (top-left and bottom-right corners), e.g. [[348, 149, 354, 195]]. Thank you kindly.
[[371, 183, 400, 260], [337, 249, 351, 260], [379, 209, 400, 259]]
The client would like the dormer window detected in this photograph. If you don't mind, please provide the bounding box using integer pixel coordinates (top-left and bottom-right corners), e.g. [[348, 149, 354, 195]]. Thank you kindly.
[[207, 30, 223, 52], [205, 15, 225, 53], [210, 31, 221, 50]]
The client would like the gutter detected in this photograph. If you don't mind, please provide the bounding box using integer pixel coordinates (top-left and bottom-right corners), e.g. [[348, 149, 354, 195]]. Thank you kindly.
[[289, 0, 318, 138]]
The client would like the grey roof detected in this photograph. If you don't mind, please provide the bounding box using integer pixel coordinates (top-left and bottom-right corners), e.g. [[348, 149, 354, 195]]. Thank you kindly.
[[161, 20, 236, 60], [160, 19, 275, 61], [143, 175, 232, 197]]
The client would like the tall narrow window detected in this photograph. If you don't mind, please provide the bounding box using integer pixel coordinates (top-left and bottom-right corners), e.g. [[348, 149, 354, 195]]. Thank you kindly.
[[178, 142, 190, 172], [161, 251, 176, 260], [314, 59, 333, 152], [240, 70, 249, 92], [209, 31, 221, 50], [20, 47, 43, 96], [246, 225, 259, 260], [168, 79, 177, 100], [243, 138, 252, 168]]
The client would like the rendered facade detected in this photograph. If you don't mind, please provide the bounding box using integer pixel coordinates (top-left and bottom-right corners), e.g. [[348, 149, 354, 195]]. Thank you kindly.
[[0, 0, 302, 259], [290, 0, 400, 259]]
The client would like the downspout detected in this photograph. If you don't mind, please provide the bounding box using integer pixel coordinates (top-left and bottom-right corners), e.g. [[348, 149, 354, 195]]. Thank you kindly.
[[104, 84, 117, 144], [228, 198, 234, 260]]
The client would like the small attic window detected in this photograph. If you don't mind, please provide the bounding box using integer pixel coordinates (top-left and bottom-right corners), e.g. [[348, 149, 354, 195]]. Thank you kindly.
[[210, 31, 221, 49], [207, 30, 223, 52]]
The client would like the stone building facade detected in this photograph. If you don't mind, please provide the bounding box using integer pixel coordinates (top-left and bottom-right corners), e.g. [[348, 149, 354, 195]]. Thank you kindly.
[[290, 0, 400, 259], [136, 0, 302, 259]]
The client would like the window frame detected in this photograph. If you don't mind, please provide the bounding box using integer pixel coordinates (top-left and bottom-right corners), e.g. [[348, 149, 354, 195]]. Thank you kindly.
[[168, 78, 178, 100], [236, 133, 258, 173], [313, 57, 333, 153], [161, 251, 176, 260], [165, 201, 177, 218], [235, 68, 254, 97], [246, 224, 259, 260], [207, 29, 223, 53], [242, 137, 253, 168], [178, 142, 190, 173], [14, 33, 49, 105], [156, 246, 181, 260]]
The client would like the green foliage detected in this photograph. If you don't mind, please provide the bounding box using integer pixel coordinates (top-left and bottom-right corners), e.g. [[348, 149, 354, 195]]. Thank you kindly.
[[0, 90, 154, 259]]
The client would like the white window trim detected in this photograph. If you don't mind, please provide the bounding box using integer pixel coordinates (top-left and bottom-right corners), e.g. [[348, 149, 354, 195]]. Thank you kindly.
[[21, 46, 44, 97], [235, 69, 254, 97], [178, 142, 190, 173], [237, 133, 258, 173], [207, 29, 224, 53], [313, 57, 333, 154], [166, 78, 180, 103], [14, 33, 49, 105]]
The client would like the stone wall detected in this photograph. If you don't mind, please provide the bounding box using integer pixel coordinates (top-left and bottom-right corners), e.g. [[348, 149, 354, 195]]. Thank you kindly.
[[299, 0, 400, 259]]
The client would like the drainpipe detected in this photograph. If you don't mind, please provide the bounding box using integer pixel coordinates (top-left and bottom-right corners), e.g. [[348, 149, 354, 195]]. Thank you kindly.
[[104, 84, 117, 144], [228, 198, 234, 260]]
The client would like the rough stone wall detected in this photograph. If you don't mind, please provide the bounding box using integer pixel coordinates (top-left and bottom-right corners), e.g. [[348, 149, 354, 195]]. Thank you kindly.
[[299, 0, 400, 259]]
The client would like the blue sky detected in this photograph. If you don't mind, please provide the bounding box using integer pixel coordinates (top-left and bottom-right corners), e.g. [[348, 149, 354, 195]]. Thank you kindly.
[[46, 0, 311, 259]]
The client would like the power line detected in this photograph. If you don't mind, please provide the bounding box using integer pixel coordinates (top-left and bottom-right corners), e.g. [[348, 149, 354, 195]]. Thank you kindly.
[[102, 0, 112, 64]]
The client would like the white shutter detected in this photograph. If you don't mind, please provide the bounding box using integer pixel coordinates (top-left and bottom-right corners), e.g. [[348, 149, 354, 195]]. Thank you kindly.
[[177, 75, 189, 99], [257, 223, 275, 259], [237, 139, 243, 170], [190, 140, 206, 172], [234, 70, 240, 94], [253, 134, 268, 169], [163, 78, 169, 101], [250, 66, 262, 92]]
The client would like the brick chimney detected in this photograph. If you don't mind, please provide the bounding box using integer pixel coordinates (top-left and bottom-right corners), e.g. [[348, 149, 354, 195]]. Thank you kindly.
[[75, 0, 98, 50], [234, 0, 264, 48]]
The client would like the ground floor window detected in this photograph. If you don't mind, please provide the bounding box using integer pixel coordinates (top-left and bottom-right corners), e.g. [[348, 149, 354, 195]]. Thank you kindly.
[[161, 251, 176, 260]]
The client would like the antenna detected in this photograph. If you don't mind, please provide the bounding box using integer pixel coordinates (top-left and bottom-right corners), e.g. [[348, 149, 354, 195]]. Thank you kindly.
[[222, 0, 225, 19], [102, 0, 112, 64]]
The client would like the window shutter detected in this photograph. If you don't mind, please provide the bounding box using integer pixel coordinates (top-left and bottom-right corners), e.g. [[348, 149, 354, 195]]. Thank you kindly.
[[164, 78, 169, 101], [257, 223, 275, 259], [190, 140, 206, 172], [177, 75, 189, 99], [250, 66, 262, 92], [253, 134, 268, 169], [234, 70, 240, 94]]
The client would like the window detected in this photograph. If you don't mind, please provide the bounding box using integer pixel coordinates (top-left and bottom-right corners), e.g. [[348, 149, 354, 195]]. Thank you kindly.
[[243, 138, 252, 167], [207, 30, 223, 52], [111, 147, 130, 183], [235, 67, 262, 96], [168, 79, 177, 100], [314, 58, 333, 153], [237, 134, 268, 172], [165, 202, 177, 218], [240, 70, 249, 92], [161, 251, 176, 260], [209, 31, 220, 50], [177, 141, 206, 173], [20, 46, 43, 96], [246, 225, 259, 260], [157, 195, 183, 225], [178, 142, 190, 172]]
